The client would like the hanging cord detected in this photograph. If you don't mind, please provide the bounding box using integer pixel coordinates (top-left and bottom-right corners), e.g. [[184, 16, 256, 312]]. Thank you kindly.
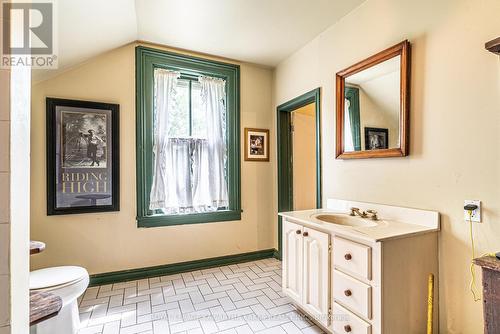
[[466, 207, 497, 302], [468, 209, 481, 302]]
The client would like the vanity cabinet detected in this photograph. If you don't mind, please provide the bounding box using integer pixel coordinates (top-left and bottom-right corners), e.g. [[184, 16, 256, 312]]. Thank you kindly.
[[281, 217, 438, 334], [282, 220, 331, 328], [302, 227, 330, 325], [283, 220, 304, 303]]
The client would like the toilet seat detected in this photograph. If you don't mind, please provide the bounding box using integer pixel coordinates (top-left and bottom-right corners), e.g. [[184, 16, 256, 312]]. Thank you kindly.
[[30, 266, 89, 334], [30, 266, 88, 291]]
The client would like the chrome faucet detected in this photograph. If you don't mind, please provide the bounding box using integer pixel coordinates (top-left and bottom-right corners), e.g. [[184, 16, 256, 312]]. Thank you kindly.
[[366, 209, 378, 221], [349, 207, 378, 220], [349, 207, 367, 218]]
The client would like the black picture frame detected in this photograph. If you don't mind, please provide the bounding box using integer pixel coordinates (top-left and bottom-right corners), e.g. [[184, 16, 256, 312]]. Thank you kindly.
[[46, 98, 120, 215], [364, 127, 389, 150]]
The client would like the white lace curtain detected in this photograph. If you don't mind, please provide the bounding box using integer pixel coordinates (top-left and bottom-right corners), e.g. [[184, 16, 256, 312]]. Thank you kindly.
[[149, 69, 228, 214]]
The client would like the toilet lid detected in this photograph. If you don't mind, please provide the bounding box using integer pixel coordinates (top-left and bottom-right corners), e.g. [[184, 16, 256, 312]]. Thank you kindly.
[[30, 266, 88, 290]]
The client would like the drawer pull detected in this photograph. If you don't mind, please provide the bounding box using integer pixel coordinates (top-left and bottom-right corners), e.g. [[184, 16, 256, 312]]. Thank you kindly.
[[344, 253, 352, 260], [344, 325, 352, 332], [344, 289, 352, 297], [303, 231, 309, 237], [296, 230, 301, 234]]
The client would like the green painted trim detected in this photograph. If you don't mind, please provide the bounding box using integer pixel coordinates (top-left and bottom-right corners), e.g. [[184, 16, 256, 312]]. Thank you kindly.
[[276, 88, 322, 260], [89, 248, 277, 286], [272, 249, 281, 260], [345, 87, 361, 151], [135, 46, 241, 227], [138, 210, 241, 227]]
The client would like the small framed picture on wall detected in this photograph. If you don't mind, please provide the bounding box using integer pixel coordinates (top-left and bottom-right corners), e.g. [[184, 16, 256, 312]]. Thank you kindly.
[[364, 127, 388, 150], [46, 98, 120, 215], [244, 128, 270, 161]]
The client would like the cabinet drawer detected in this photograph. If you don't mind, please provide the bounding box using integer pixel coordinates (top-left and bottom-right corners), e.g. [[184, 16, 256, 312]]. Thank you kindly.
[[333, 270, 372, 320], [333, 237, 372, 280], [332, 302, 371, 334]]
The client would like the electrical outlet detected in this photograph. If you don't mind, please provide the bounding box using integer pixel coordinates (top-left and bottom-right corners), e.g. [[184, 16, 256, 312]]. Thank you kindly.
[[464, 200, 481, 223]]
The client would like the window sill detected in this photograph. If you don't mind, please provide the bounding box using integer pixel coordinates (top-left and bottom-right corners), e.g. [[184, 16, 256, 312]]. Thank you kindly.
[[137, 209, 241, 227]]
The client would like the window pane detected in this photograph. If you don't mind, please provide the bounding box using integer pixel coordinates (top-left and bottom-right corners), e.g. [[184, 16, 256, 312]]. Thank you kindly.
[[191, 81, 207, 138], [167, 79, 190, 137], [152, 71, 228, 214]]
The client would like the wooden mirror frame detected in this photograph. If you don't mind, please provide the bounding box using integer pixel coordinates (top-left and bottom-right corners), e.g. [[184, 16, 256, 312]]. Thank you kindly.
[[335, 40, 411, 159]]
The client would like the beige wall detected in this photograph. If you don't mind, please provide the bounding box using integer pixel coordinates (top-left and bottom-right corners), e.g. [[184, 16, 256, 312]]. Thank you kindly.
[[30, 43, 275, 275], [273, 0, 500, 332], [292, 103, 316, 210]]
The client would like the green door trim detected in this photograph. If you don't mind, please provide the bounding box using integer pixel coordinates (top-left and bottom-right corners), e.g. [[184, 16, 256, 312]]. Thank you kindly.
[[276, 88, 322, 260]]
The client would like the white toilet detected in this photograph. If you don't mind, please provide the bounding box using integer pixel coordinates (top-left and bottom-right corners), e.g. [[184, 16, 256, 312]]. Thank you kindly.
[[30, 266, 89, 334]]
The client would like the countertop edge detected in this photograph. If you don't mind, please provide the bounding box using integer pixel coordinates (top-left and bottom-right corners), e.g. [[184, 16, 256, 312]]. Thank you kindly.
[[279, 210, 439, 243], [30, 291, 62, 326]]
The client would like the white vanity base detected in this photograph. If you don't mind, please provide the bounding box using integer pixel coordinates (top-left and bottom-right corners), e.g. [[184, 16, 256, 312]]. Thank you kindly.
[[280, 199, 439, 334]]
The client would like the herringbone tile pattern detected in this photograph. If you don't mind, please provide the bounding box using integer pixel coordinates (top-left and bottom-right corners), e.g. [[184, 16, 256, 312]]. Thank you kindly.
[[78, 258, 324, 334]]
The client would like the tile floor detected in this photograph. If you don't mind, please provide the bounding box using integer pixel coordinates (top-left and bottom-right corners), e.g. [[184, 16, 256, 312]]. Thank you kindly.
[[78, 258, 324, 334]]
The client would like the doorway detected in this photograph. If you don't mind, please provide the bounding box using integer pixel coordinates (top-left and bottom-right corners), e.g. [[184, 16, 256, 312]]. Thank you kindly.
[[276, 88, 321, 259], [291, 103, 317, 210]]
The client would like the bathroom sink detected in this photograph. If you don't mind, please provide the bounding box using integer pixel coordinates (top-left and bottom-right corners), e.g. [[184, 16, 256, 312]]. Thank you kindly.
[[312, 213, 378, 227]]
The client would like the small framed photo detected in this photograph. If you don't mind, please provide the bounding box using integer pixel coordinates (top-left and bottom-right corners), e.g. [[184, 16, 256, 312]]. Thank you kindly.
[[244, 128, 270, 161], [364, 127, 388, 150], [46, 98, 120, 215]]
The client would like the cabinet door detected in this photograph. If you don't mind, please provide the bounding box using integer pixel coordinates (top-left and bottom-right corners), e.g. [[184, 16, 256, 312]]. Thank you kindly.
[[302, 227, 330, 328], [282, 219, 304, 304]]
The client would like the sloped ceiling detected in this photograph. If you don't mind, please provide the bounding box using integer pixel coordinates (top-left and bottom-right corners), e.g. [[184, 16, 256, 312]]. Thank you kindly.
[[33, 0, 365, 82], [31, 0, 137, 82]]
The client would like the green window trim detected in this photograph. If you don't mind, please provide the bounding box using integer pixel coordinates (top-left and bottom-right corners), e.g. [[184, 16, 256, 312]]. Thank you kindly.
[[136, 46, 241, 227], [345, 86, 361, 151]]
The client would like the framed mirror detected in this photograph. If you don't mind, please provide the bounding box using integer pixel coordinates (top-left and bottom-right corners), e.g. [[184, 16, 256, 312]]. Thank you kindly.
[[336, 40, 411, 159]]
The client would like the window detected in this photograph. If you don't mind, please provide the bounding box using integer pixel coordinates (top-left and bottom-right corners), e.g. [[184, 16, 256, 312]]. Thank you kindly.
[[136, 47, 241, 227], [167, 79, 205, 138]]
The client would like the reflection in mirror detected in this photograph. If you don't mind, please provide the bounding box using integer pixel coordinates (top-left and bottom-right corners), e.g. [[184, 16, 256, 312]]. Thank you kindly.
[[343, 56, 401, 152]]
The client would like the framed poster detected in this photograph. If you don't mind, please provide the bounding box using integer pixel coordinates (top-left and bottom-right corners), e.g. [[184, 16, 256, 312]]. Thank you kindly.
[[364, 127, 389, 150], [244, 128, 269, 161], [46, 98, 120, 215]]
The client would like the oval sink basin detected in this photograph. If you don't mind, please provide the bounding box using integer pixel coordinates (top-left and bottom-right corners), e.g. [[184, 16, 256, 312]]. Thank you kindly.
[[312, 214, 378, 227]]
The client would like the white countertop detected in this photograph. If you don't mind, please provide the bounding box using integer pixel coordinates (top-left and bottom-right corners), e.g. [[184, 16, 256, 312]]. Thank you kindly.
[[279, 208, 439, 243]]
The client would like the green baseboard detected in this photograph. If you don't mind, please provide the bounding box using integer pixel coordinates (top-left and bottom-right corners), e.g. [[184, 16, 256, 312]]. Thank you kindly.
[[273, 249, 281, 260], [89, 248, 278, 287]]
